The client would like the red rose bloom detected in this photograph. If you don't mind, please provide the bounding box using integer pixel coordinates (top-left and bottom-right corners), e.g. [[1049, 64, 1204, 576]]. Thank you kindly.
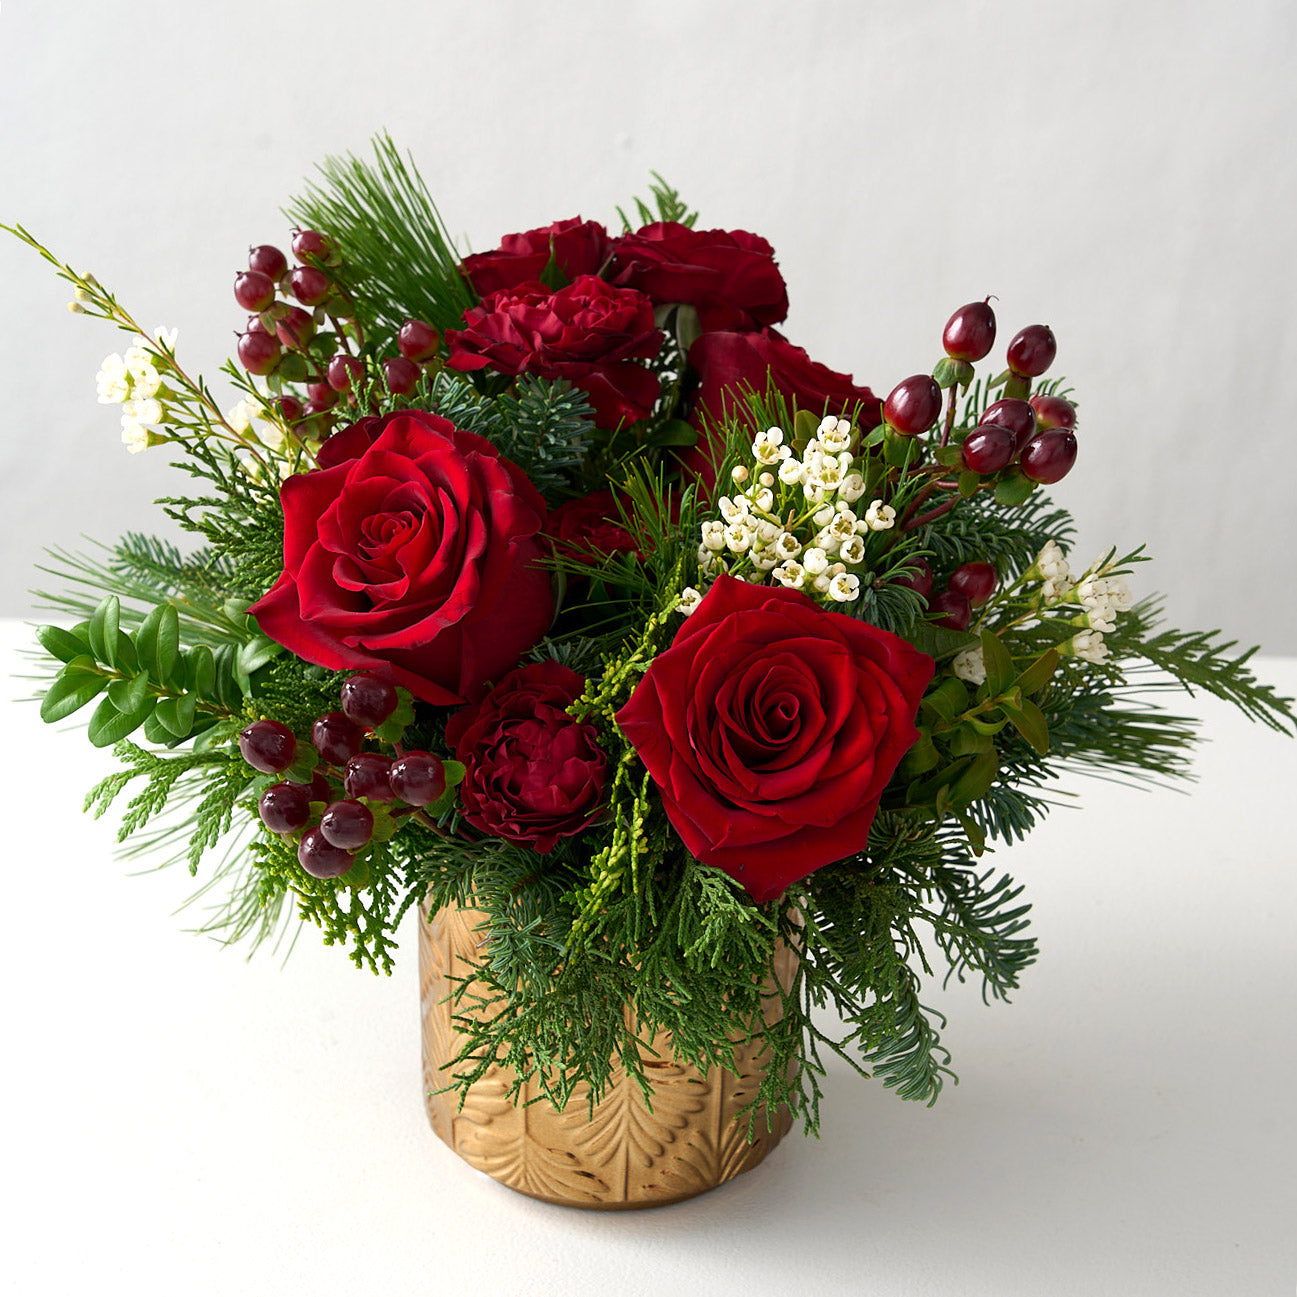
[[446, 662, 608, 852], [615, 575, 933, 903], [547, 490, 639, 562], [683, 328, 884, 486], [611, 221, 789, 332], [459, 217, 610, 296], [445, 275, 663, 431], [249, 410, 553, 706]]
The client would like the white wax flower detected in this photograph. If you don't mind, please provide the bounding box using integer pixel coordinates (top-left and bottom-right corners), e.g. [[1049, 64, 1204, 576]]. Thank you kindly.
[[678, 587, 704, 616], [122, 397, 162, 426], [773, 531, 802, 560], [724, 523, 754, 553], [778, 458, 805, 486], [701, 522, 726, 552], [772, 560, 805, 589], [121, 422, 150, 454], [1071, 630, 1109, 663], [838, 534, 866, 566], [730, 465, 750, 484], [952, 646, 987, 685], [803, 547, 829, 576], [864, 501, 896, 531], [838, 472, 866, 503], [827, 572, 860, 602]]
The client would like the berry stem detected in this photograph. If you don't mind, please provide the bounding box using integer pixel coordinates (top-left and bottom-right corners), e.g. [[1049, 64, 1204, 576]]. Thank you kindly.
[[903, 492, 966, 532], [938, 384, 959, 449]]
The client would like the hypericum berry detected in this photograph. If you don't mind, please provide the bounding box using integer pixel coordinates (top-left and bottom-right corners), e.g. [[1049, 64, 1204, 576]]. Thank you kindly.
[[942, 300, 997, 362], [1019, 428, 1078, 483], [883, 375, 943, 436], [312, 711, 365, 766], [1029, 393, 1077, 430], [389, 751, 447, 807], [397, 319, 441, 362], [929, 589, 972, 631], [238, 720, 297, 774], [960, 424, 1017, 475], [344, 752, 394, 802], [948, 561, 998, 607], [340, 674, 398, 728], [285, 770, 333, 805], [895, 556, 934, 599], [237, 330, 281, 375], [275, 394, 304, 422], [1006, 324, 1057, 378], [258, 782, 312, 834], [248, 244, 288, 280], [233, 270, 276, 313], [383, 356, 420, 396], [297, 826, 355, 879], [289, 265, 332, 307], [326, 353, 365, 392], [291, 228, 334, 262], [305, 381, 338, 410], [275, 306, 315, 350], [980, 397, 1037, 450], [319, 800, 374, 851]]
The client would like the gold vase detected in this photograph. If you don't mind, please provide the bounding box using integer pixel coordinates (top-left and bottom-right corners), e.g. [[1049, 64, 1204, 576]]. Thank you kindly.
[[418, 899, 795, 1209]]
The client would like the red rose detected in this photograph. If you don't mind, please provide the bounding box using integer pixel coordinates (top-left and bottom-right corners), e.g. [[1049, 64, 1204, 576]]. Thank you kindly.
[[615, 575, 933, 903], [683, 328, 884, 485], [249, 410, 553, 706], [547, 490, 639, 562], [611, 221, 789, 332], [445, 275, 663, 431], [445, 661, 608, 852], [460, 217, 611, 296]]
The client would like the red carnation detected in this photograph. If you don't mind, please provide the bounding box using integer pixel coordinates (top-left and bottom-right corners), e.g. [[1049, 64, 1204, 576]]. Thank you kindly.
[[460, 217, 610, 296], [547, 490, 640, 562], [611, 221, 789, 332], [249, 410, 553, 706], [445, 276, 663, 431], [615, 575, 933, 903], [446, 662, 608, 852]]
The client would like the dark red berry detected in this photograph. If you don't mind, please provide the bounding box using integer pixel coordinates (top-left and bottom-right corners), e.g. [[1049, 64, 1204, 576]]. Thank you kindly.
[[239, 720, 296, 774], [246, 313, 272, 334], [980, 397, 1037, 451], [942, 300, 997, 362], [276, 306, 315, 350], [895, 556, 934, 599], [1006, 324, 1057, 378], [297, 826, 355, 879], [345, 752, 394, 801], [1019, 428, 1078, 483], [291, 229, 334, 262], [929, 589, 972, 631], [319, 800, 374, 851], [389, 752, 447, 807], [326, 353, 365, 392], [259, 782, 311, 834], [289, 265, 332, 307], [948, 561, 998, 607], [883, 375, 943, 436], [248, 244, 288, 280], [312, 712, 365, 766], [1029, 393, 1077, 430], [397, 319, 441, 362], [286, 771, 333, 805], [237, 330, 281, 375], [234, 270, 276, 313], [383, 356, 420, 396], [305, 381, 338, 409], [961, 424, 1017, 475], [340, 674, 398, 728], [276, 395, 304, 422]]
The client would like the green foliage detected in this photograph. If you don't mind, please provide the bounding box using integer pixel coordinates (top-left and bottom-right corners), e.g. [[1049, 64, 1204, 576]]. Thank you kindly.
[[616, 173, 698, 232]]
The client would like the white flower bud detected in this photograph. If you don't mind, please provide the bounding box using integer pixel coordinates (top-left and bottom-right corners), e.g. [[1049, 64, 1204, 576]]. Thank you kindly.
[[952, 646, 987, 685], [813, 504, 835, 528], [813, 573, 831, 593], [701, 521, 726, 552], [758, 471, 775, 488], [731, 465, 750, 484], [1070, 630, 1109, 664], [121, 422, 150, 454], [803, 547, 829, 576], [755, 519, 780, 545], [122, 397, 162, 426], [778, 457, 805, 486]]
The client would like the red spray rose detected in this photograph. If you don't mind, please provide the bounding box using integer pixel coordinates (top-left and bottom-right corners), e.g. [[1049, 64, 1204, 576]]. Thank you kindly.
[[446, 661, 608, 852], [615, 575, 933, 903], [547, 490, 640, 562], [683, 328, 884, 486], [611, 221, 789, 333], [459, 217, 611, 296], [249, 410, 553, 706], [445, 275, 663, 431]]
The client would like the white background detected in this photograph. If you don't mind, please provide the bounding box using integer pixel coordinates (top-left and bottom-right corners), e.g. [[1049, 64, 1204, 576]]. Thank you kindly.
[[1, 0, 1295, 649]]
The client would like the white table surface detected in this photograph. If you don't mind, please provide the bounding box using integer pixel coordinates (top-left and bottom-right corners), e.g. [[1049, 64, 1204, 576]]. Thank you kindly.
[[2, 619, 1294, 1297]]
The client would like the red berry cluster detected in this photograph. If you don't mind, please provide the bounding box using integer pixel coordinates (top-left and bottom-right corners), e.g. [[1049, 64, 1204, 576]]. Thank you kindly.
[[232, 231, 443, 439], [237, 674, 446, 879], [896, 557, 998, 631]]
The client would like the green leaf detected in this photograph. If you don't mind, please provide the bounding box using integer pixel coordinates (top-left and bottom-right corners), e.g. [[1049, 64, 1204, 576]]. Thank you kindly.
[[674, 304, 701, 356], [911, 622, 979, 662], [36, 624, 91, 664], [792, 408, 819, 453], [645, 418, 699, 448], [153, 694, 198, 738], [186, 645, 216, 698], [87, 595, 121, 667], [933, 445, 963, 469], [921, 676, 969, 723], [372, 686, 416, 744], [1001, 697, 1050, 755], [39, 660, 109, 722], [933, 356, 973, 390], [979, 628, 1015, 696], [994, 470, 1036, 507], [946, 750, 999, 804], [897, 735, 940, 778], [87, 692, 155, 747], [278, 352, 309, 383], [137, 603, 181, 684], [883, 429, 919, 468], [957, 470, 981, 498], [1015, 647, 1059, 697], [107, 672, 150, 715], [947, 725, 995, 757], [964, 712, 1009, 736], [442, 759, 466, 788], [368, 803, 399, 844], [236, 635, 282, 677]]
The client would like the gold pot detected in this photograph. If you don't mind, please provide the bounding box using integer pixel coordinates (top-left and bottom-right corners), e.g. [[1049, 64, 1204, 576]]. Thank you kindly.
[[418, 899, 795, 1209]]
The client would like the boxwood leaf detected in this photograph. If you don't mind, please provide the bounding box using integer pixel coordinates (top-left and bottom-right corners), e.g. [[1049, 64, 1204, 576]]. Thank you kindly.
[[39, 660, 109, 722], [87, 692, 155, 747]]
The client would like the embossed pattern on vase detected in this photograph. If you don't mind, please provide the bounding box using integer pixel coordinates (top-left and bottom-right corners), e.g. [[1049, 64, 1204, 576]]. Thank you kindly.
[[419, 899, 793, 1209]]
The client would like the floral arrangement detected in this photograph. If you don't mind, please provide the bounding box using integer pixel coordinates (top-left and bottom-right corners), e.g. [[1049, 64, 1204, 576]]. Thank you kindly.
[[11, 137, 1293, 1131]]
